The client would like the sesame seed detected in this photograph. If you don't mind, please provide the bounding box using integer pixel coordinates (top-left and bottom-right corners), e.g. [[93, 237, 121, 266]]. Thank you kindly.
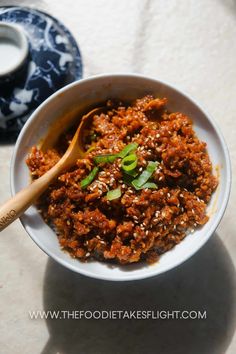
[[97, 181, 108, 190]]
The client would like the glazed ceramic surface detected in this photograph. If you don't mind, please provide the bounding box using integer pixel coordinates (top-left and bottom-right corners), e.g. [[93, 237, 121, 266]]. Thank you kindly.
[[0, 6, 82, 138], [0, 22, 29, 77]]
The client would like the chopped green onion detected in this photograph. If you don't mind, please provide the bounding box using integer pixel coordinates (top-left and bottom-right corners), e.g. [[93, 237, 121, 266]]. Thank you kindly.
[[132, 161, 158, 189], [117, 142, 138, 158], [80, 167, 99, 189], [93, 154, 117, 164], [123, 169, 138, 177], [121, 153, 137, 171], [122, 174, 133, 187], [87, 145, 96, 153], [133, 182, 158, 190], [106, 187, 121, 200], [93, 143, 139, 165]]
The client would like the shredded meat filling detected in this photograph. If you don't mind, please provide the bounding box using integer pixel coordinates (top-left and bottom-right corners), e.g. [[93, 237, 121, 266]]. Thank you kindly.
[[26, 96, 218, 264]]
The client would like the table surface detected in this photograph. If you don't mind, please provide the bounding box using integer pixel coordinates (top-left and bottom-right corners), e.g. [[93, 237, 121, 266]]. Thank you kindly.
[[0, 1, 236, 353]]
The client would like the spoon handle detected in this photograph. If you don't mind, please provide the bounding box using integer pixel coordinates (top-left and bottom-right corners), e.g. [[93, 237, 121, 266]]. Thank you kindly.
[[0, 163, 62, 232]]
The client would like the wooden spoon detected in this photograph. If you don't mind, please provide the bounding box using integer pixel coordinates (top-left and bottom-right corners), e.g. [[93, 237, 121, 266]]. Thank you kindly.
[[0, 107, 104, 231]]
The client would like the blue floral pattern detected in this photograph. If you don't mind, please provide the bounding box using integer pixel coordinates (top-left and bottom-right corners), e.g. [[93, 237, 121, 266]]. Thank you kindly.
[[0, 6, 82, 140]]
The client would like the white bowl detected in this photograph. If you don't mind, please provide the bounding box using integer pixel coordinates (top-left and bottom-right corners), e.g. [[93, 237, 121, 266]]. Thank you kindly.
[[11, 74, 231, 281], [0, 22, 29, 78]]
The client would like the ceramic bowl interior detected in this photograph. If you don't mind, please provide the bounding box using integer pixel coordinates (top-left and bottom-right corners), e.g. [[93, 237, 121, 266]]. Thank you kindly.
[[11, 74, 231, 281], [0, 22, 28, 77]]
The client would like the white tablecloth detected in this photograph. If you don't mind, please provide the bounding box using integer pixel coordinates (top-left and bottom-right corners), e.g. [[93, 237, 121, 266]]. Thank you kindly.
[[0, 1, 235, 353]]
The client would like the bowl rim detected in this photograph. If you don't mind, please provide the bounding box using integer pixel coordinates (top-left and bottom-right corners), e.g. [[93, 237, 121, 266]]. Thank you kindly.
[[10, 73, 232, 281]]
